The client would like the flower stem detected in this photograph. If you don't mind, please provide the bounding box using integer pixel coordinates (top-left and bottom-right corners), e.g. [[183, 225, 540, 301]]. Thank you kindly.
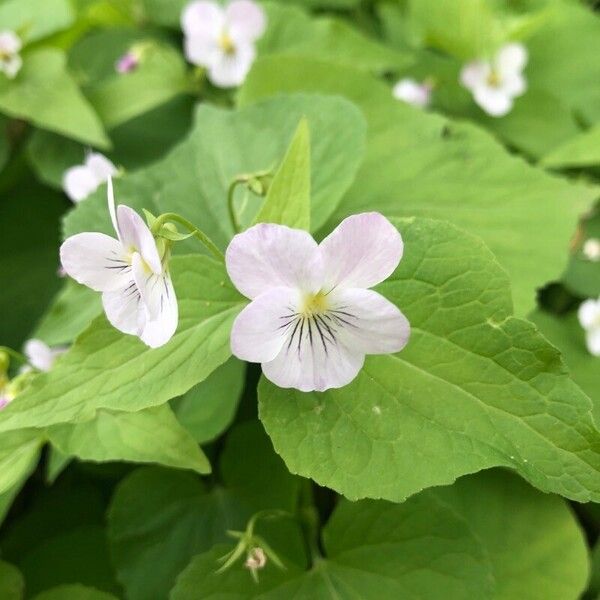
[[227, 176, 249, 234], [0, 347, 27, 364], [299, 480, 322, 566], [151, 213, 224, 262]]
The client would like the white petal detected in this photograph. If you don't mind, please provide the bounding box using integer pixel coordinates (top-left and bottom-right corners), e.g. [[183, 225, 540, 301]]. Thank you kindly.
[[392, 78, 430, 108], [501, 72, 527, 98], [63, 165, 99, 203], [181, 0, 224, 37], [24, 339, 54, 372], [184, 35, 219, 67], [226, 0, 266, 42], [460, 60, 490, 91], [226, 222, 321, 299], [586, 328, 600, 356], [330, 288, 410, 355], [263, 333, 364, 392], [107, 176, 119, 235], [2, 54, 21, 78], [60, 233, 131, 292], [473, 86, 513, 117], [116, 205, 162, 274], [132, 253, 177, 326], [207, 42, 255, 88], [578, 299, 600, 329], [319, 212, 403, 290], [230, 287, 299, 363], [102, 284, 145, 337], [139, 272, 178, 348], [0, 31, 21, 54], [496, 43, 528, 76], [85, 153, 117, 183]]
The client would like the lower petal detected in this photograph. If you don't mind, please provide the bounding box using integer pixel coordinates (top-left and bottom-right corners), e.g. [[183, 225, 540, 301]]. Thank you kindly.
[[231, 287, 299, 363], [139, 273, 179, 349], [208, 44, 255, 88], [586, 329, 600, 356], [473, 86, 513, 117], [102, 285, 144, 337]]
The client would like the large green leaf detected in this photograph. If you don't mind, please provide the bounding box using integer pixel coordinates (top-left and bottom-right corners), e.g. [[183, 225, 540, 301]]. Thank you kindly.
[[64, 94, 366, 244], [0, 561, 24, 600], [254, 117, 310, 230], [542, 123, 600, 169], [46, 404, 211, 474], [107, 422, 303, 600], [239, 56, 598, 314], [0, 430, 43, 495], [0, 0, 74, 43], [0, 255, 244, 433], [32, 586, 118, 600], [0, 50, 109, 148], [258, 217, 600, 503]]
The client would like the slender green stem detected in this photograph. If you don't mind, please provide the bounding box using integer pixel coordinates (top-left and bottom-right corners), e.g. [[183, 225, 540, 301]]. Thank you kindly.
[[227, 176, 249, 234], [151, 213, 224, 262], [299, 480, 322, 566], [0, 346, 27, 364]]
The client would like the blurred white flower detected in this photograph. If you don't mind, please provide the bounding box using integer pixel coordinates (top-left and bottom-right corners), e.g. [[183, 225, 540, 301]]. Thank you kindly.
[[23, 339, 66, 372], [63, 153, 118, 203], [460, 43, 528, 117], [60, 178, 178, 348], [181, 0, 266, 88], [583, 238, 600, 262], [392, 78, 432, 108], [0, 30, 22, 79], [578, 298, 600, 356]]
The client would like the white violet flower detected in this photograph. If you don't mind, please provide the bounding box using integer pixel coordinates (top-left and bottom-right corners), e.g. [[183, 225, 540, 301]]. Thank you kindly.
[[60, 178, 178, 348], [393, 78, 432, 108], [181, 0, 266, 88], [460, 42, 528, 117], [583, 238, 600, 262], [579, 298, 600, 357], [0, 30, 22, 79], [23, 339, 66, 372], [63, 153, 118, 203], [226, 213, 411, 392]]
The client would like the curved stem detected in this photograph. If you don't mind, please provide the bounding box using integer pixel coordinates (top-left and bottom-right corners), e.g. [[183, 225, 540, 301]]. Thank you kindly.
[[0, 346, 27, 364], [151, 213, 224, 262], [227, 177, 248, 235]]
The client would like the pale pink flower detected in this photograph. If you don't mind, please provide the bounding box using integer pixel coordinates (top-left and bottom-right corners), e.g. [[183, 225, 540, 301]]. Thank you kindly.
[[181, 0, 266, 88], [115, 52, 140, 74], [226, 213, 410, 392], [583, 238, 600, 262], [63, 153, 118, 203], [579, 298, 600, 356], [23, 339, 66, 372], [460, 43, 528, 117], [393, 78, 432, 108], [0, 31, 22, 79], [60, 178, 178, 348]]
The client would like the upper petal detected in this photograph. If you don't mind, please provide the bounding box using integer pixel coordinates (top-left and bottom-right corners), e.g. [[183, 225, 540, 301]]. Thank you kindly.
[[496, 43, 528, 76], [85, 153, 117, 183], [226, 0, 266, 42], [319, 213, 403, 290], [0, 31, 21, 54], [330, 288, 410, 355], [60, 232, 130, 292], [63, 165, 99, 203], [460, 60, 490, 91], [139, 272, 178, 348], [116, 205, 162, 274], [181, 0, 224, 37], [230, 286, 299, 363], [578, 299, 600, 329], [226, 223, 321, 299]]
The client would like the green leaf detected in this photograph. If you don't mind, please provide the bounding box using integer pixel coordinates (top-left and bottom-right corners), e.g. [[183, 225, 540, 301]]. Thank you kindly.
[[32, 586, 118, 600], [137, 0, 188, 27], [47, 404, 211, 474], [0, 561, 25, 600], [254, 117, 310, 230], [0, 50, 109, 148], [107, 422, 303, 600], [259, 217, 600, 503], [0, 430, 43, 495], [0, 0, 74, 44], [432, 469, 589, 600], [0, 255, 245, 433], [172, 358, 245, 444], [239, 56, 597, 314], [542, 123, 600, 169], [33, 281, 102, 346], [64, 94, 366, 244]]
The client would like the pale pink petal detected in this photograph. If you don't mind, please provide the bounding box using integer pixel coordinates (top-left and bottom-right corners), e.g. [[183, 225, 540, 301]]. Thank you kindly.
[[0, 31, 21, 54], [578, 299, 600, 329], [207, 42, 255, 87], [230, 287, 299, 363], [102, 284, 145, 337], [85, 153, 117, 183], [184, 35, 219, 67], [226, 0, 266, 42], [330, 288, 410, 354], [473, 86, 513, 117], [2, 54, 21, 78], [181, 0, 224, 37], [319, 213, 403, 290], [263, 333, 364, 392], [63, 165, 99, 203], [226, 223, 321, 299], [139, 272, 178, 348], [24, 339, 54, 372], [116, 205, 162, 274], [60, 233, 131, 292], [392, 78, 430, 108], [496, 43, 527, 76], [460, 61, 490, 91], [586, 328, 600, 356]]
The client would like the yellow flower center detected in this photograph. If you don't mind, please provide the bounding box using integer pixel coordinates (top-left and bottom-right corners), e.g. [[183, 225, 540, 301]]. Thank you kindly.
[[300, 291, 330, 318], [218, 31, 236, 55], [486, 70, 502, 87]]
